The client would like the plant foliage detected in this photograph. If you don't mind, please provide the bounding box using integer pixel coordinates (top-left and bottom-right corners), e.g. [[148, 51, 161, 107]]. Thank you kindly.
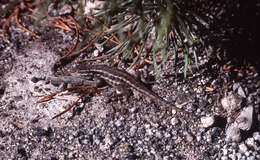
[[93, 0, 210, 78]]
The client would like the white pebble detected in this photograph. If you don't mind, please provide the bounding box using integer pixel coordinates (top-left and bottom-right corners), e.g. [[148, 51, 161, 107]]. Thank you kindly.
[[93, 49, 99, 57], [246, 137, 255, 147], [170, 117, 179, 125], [201, 116, 215, 128], [253, 132, 260, 141], [239, 143, 247, 153], [223, 148, 228, 155]]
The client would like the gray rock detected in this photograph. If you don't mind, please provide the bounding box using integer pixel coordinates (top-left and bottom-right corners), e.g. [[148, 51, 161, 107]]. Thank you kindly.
[[225, 106, 254, 142], [225, 123, 241, 142], [232, 83, 240, 91], [59, 4, 72, 15], [235, 106, 253, 131], [237, 86, 246, 98], [221, 93, 242, 114]]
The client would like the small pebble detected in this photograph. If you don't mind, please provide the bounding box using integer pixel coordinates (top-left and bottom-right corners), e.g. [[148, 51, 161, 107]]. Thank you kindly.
[[59, 4, 72, 15], [253, 132, 260, 141], [239, 143, 247, 153], [101, 134, 114, 150], [81, 136, 91, 145], [247, 156, 255, 160], [94, 138, 101, 145], [129, 126, 137, 136], [228, 154, 236, 160], [146, 128, 153, 136], [222, 147, 228, 155], [129, 106, 138, 113], [93, 49, 99, 57], [206, 135, 212, 143], [232, 83, 240, 91], [47, 3, 57, 16], [199, 100, 207, 108], [208, 98, 213, 104], [221, 156, 228, 160], [170, 117, 179, 126], [236, 152, 242, 159], [115, 120, 123, 127], [164, 132, 171, 138], [201, 116, 215, 128], [155, 131, 162, 138], [186, 133, 194, 142], [196, 135, 202, 141], [245, 151, 251, 157]]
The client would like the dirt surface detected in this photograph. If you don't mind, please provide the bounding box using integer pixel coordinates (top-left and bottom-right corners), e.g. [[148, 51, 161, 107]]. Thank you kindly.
[[0, 1, 259, 160]]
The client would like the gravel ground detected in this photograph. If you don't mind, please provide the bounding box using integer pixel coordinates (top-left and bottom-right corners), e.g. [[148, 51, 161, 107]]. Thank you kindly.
[[0, 1, 259, 160]]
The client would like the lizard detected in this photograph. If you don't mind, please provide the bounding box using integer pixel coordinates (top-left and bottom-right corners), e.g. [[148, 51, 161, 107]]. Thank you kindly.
[[77, 64, 193, 116]]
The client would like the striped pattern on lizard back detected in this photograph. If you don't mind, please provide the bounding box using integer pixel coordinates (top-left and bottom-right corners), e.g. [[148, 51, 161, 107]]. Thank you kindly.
[[78, 65, 189, 114]]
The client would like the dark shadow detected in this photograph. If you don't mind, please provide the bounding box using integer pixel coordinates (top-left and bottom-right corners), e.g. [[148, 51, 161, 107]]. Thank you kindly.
[[213, 116, 227, 129], [209, 1, 258, 70]]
